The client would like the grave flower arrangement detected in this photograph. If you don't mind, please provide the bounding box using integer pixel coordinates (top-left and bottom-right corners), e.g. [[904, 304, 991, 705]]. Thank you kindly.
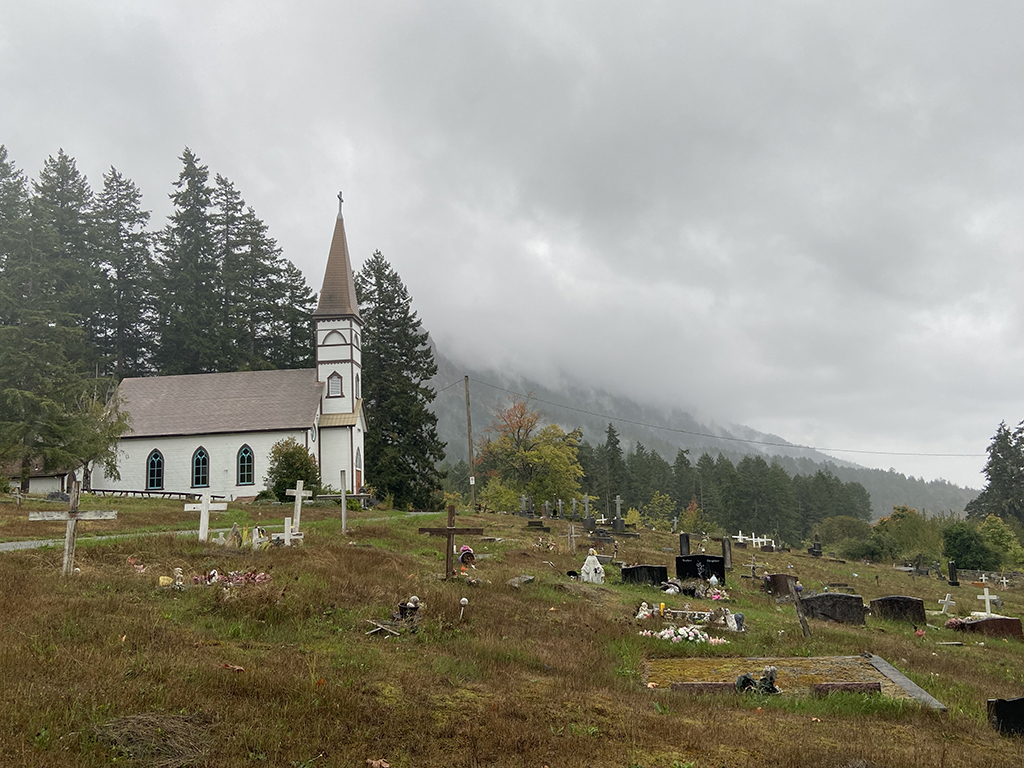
[[639, 625, 729, 645]]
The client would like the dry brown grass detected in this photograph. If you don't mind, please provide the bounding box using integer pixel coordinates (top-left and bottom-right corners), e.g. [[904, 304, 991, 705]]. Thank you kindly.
[[1, 501, 1023, 766]]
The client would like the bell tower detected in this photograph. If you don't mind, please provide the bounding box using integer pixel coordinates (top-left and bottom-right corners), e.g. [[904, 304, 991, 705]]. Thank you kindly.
[[312, 192, 365, 492]]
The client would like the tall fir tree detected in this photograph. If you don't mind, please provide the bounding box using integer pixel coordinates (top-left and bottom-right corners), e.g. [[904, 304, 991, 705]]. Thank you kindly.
[[355, 251, 445, 508], [94, 167, 154, 378], [597, 423, 626, 515], [0, 147, 127, 487], [966, 420, 1024, 526], [154, 148, 222, 375]]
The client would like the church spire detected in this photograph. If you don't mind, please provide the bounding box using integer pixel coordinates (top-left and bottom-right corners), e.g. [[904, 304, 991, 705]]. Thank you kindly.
[[313, 191, 361, 320]]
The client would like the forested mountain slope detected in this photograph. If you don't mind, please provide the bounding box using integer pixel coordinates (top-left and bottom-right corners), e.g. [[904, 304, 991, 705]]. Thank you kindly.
[[428, 345, 978, 520]]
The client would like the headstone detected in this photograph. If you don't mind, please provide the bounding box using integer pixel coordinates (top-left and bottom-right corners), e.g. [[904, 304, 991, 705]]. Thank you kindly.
[[870, 596, 926, 625], [721, 537, 732, 570], [583, 516, 596, 533], [675, 554, 725, 583], [960, 616, 1024, 640], [620, 564, 668, 585], [557, 499, 563, 518], [672, 516, 678, 534], [763, 573, 797, 597], [227, 522, 242, 548], [988, 697, 1024, 736], [800, 593, 866, 625], [760, 543, 775, 553], [808, 534, 823, 558], [948, 560, 960, 587], [679, 533, 691, 556], [571, 498, 578, 520], [507, 574, 535, 589]]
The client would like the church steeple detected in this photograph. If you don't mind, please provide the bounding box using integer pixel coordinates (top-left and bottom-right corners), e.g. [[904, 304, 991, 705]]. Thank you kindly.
[[313, 192, 361, 320]]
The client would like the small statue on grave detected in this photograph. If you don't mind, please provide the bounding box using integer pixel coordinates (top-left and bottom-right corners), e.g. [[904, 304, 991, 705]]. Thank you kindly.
[[227, 522, 242, 549], [580, 548, 605, 585], [736, 665, 780, 695]]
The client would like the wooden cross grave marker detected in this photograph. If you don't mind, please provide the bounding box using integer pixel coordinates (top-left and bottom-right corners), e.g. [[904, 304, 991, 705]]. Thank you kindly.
[[184, 492, 228, 543], [938, 594, 956, 614], [418, 505, 484, 580], [286, 480, 313, 534], [565, 523, 578, 554], [28, 481, 116, 577]]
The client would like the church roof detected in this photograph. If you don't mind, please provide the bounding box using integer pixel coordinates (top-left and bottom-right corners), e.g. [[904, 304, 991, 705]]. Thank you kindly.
[[313, 194, 361, 320], [118, 369, 323, 438]]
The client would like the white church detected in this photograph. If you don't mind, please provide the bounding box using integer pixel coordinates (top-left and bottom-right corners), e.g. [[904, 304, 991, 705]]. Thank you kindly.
[[98, 196, 365, 500]]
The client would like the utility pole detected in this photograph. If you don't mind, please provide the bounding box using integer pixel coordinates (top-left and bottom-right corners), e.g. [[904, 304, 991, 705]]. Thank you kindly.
[[465, 375, 476, 510]]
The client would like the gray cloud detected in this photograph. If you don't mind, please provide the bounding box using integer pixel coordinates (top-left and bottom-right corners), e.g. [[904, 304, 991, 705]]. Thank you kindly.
[[1, 0, 1020, 487]]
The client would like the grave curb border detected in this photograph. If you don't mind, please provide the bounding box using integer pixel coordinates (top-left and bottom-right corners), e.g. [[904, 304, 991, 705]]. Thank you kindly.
[[867, 654, 947, 711]]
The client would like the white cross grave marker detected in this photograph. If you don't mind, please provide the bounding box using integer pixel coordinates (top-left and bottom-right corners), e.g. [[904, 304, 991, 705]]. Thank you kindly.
[[938, 594, 956, 614], [184, 492, 228, 543], [977, 587, 997, 616], [28, 481, 117, 576], [980, 573, 988, 584], [1000, 576, 1010, 589], [286, 480, 313, 534]]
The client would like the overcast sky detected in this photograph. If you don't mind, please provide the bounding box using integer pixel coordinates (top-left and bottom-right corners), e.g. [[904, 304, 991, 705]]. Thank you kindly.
[[2, 1, 1021, 488]]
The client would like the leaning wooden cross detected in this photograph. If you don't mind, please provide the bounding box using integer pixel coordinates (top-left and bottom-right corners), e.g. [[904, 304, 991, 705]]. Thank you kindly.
[[286, 480, 313, 534], [28, 481, 116, 577], [418, 505, 484, 580], [184, 492, 228, 543]]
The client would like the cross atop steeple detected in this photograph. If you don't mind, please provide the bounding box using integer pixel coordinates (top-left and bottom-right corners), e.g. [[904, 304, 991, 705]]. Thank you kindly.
[[337, 191, 344, 217]]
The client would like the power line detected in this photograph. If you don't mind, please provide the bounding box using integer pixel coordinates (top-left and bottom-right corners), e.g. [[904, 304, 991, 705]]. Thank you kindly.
[[458, 376, 984, 459]]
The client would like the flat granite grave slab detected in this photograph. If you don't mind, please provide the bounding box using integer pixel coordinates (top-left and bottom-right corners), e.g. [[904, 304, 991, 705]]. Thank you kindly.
[[645, 655, 945, 709], [621, 564, 669, 585]]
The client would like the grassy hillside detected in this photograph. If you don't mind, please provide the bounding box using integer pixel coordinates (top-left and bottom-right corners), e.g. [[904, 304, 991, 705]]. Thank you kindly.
[[1, 494, 1022, 767]]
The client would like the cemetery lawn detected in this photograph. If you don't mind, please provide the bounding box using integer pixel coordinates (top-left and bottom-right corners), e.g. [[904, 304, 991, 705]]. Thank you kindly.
[[1, 497, 1023, 767]]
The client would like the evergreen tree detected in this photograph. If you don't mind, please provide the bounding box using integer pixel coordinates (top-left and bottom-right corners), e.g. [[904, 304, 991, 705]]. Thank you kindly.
[[0, 147, 128, 486], [153, 148, 222, 374], [597, 423, 626, 515], [94, 167, 154, 378], [671, 449, 698, 509], [29, 149, 100, 367], [966, 420, 1024, 526], [356, 251, 445, 509]]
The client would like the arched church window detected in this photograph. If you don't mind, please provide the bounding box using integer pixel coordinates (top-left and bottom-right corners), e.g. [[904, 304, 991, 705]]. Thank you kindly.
[[355, 374, 361, 399], [147, 450, 164, 491], [328, 372, 343, 397], [355, 448, 362, 470], [192, 447, 209, 488], [237, 445, 254, 486], [323, 329, 346, 345]]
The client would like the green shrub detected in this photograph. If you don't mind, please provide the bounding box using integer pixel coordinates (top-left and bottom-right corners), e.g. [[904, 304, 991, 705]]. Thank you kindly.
[[264, 437, 321, 502]]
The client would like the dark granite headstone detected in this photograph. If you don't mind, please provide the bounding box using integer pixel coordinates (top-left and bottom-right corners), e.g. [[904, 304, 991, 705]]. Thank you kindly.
[[612, 517, 625, 533], [948, 560, 960, 587], [760, 544, 775, 553], [583, 516, 596, 532], [733, 541, 747, 549], [675, 554, 725, 583], [801, 593, 866, 625], [763, 573, 796, 597], [988, 697, 1024, 736], [870, 596, 927, 625], [721, 538, 732, 570], [679, 533, 691, 556], [621, 564, 668, 585]]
